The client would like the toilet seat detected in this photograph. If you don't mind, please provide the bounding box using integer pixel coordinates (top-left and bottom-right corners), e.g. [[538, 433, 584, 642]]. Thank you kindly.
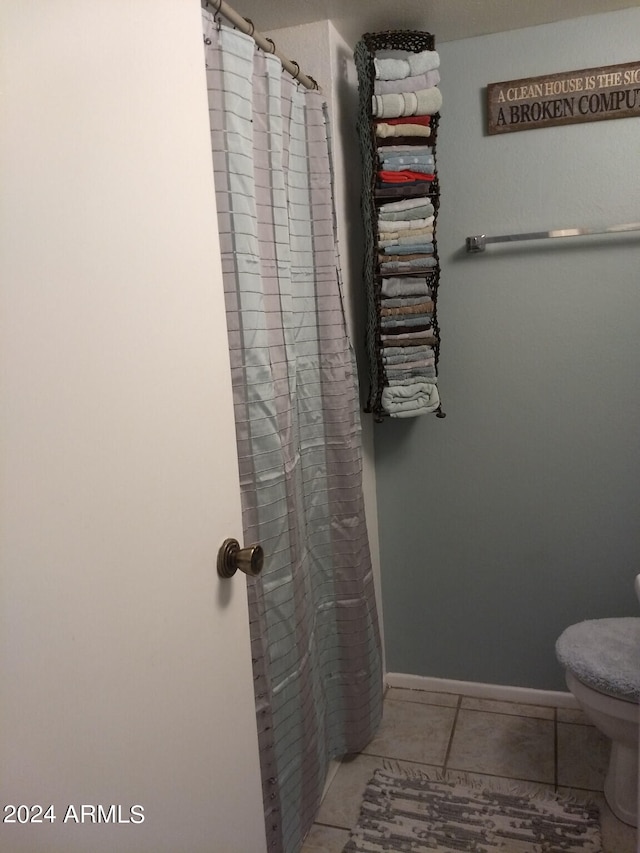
[[555, 617, 640, 703]]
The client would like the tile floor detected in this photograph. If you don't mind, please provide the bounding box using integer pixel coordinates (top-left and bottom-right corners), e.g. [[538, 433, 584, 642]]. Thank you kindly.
[[301, 687, 637, 853]]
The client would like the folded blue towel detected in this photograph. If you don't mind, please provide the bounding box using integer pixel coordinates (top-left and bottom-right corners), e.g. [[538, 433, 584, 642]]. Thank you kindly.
[[380, 277, 431, 298], [379, 145, 433, 157], [377, 158, 435, 172], [383, 242, 434, 255]]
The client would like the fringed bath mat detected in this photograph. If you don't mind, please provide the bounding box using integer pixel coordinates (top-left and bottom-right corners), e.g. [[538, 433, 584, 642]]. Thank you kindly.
[[342, 768, 602, 852]]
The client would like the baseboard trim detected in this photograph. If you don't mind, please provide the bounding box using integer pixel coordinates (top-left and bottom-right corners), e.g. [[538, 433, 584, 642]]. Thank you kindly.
[[385, 672, 579, 709]]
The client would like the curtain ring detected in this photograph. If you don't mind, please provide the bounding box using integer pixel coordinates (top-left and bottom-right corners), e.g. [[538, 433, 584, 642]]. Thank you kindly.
[[243, 17, 255, 37], [265, 38, 276, 54], [308, 75, 318, 90], [290, 60, 300, 80]]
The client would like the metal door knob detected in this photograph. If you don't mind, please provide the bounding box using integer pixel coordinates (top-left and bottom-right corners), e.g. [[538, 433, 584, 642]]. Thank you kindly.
[[217, 538, 264, 578]]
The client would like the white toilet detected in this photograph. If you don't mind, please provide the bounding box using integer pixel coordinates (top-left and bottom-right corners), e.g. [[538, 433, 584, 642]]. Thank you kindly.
[[556, 611, 640, 827]]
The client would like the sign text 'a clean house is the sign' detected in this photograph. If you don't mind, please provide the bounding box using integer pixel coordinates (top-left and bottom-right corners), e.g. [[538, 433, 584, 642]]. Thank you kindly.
[[487, 61, 640, 134]]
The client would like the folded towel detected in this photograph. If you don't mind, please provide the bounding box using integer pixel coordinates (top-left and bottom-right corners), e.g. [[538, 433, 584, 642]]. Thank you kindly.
[[376, 116, 432, 128], [379, 153, 436, 172], [386, 359, 436, 372], [379, 206, 435, 224], [374, 69, 440, 95], [381, 313, 433, 329], [385, 369, 438, 384], [379, 196, 432, 213], [381, 300, 434, 317], [379, 222, 433, 237], [381, 296, 432, 308], [380, 257, 438, 274], [378, 169, 436, 184], [381, 381, 440, 418], [378, 216, 433, 233], [372, 88, 443, 119], [374, 50, 440, 81], [383, 242, 435, 255], [381, 249, 434, 260], [383, 347, 434, 361], [379, 144, 433, 157], [387, 374, 437, 387], [381, 277, 431, 298], [378, 158, 435, 173], [384, 356, 435, 369], [379, 230, 434, 249], [383, 344, 434, 358], [376, 123, 432, 139], [381, 333, 438, 346]]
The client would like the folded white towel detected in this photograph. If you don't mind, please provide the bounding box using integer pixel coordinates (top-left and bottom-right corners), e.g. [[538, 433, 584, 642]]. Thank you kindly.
[[374, 50, 440, 81], [381, 381, 440, 418], [378, 216, 434, 233], [374, 69, 440, 95], [409, 50, 440, 77], [372, 87, 443, 119]]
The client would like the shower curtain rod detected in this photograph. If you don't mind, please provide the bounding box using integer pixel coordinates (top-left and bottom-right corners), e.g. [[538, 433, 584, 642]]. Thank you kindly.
[[466, 221, 640, 253], [203, 0, 319, 90]]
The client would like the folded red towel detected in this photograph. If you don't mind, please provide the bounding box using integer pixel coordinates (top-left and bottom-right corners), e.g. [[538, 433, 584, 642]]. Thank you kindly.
[[375, 115, 431, 127], [378, 170, 435, 183]]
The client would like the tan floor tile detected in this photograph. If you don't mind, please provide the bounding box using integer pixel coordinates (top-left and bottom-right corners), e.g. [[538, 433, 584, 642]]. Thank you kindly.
[[386, 687, 459, 707], [361, 698, 456, 765], [460, 696, 554, 720], [447, 709, 555, 783], [557, 721, 610, 790], [300, 823, 350, 852]]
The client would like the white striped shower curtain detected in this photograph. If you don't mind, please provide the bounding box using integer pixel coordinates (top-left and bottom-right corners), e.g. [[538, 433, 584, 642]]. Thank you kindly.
[[202, 12, 383, 853]]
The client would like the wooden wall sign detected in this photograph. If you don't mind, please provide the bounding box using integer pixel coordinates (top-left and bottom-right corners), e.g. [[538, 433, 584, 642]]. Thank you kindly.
[[487, 61, 640, 135]]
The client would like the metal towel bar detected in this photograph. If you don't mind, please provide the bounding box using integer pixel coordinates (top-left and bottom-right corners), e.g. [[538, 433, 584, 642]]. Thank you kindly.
[[466, 221, 640, 253]]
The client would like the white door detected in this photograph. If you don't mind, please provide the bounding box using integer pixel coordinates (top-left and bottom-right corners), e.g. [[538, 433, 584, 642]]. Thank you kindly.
[[0, 2, 267, 851]]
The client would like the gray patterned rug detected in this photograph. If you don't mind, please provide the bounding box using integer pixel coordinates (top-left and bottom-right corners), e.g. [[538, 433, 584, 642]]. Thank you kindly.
[[342, 768, 602, 852]]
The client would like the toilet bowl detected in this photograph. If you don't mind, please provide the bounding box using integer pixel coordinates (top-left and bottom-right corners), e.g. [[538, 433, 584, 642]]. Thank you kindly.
[[556, 616, 640, 827]]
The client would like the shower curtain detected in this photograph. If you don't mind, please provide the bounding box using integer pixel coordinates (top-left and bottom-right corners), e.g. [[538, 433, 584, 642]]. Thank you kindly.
[[202, 12, 383, 853]]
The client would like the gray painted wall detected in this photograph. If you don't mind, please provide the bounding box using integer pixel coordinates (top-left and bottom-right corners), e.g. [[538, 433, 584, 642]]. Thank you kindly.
[[374, 8, 640, 690]]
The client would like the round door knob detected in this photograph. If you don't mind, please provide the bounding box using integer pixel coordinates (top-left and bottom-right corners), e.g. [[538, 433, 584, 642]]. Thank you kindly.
[[217, 538, 264, 578]]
